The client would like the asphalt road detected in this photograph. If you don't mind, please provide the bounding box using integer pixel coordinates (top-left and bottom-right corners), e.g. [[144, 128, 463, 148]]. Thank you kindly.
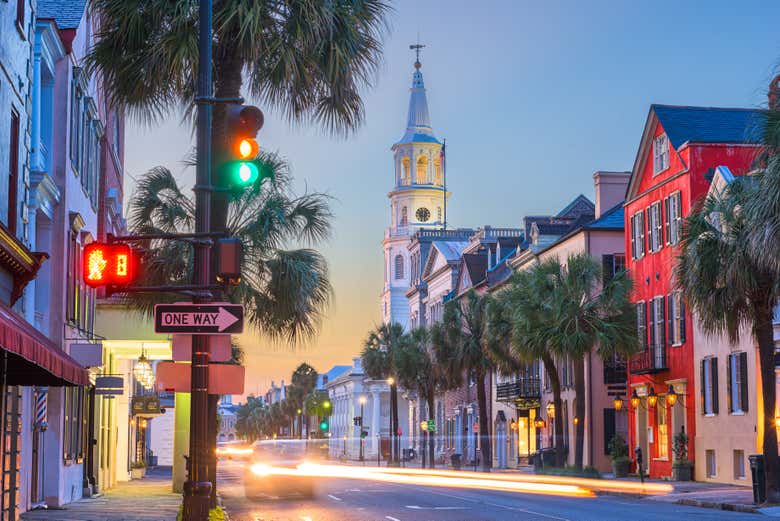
[[217, 459, 759, 521]]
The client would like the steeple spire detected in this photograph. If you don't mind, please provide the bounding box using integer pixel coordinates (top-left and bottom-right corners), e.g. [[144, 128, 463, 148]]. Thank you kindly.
[[396, 43, 439, 145]]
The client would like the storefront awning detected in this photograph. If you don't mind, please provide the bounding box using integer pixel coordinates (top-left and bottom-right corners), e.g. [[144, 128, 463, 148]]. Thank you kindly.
[[0, 304, 88, 386]]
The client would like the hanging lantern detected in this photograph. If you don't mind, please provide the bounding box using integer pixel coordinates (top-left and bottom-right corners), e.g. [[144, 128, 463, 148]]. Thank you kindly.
[[666, 385, 678, 407], [134, 353, 152, 384], [613, 397, 624, 411], [630, 389, 641, 409], [647, 386, 658, 408], [546, 402, 555, 419], [573, 416, 579, 425]]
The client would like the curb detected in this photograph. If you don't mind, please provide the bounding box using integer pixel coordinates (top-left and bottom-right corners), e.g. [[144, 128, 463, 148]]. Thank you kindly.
[[675, 498, 758, 514]]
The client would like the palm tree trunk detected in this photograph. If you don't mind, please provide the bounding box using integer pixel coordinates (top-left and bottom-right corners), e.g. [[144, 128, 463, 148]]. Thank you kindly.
[[476, 368, 492, 472], [427, 393, 436, 468], [573, 357, 586, 470], [542, 354, 565, 467], [755, 303, 780, 502], [390, 383, 399, 465]]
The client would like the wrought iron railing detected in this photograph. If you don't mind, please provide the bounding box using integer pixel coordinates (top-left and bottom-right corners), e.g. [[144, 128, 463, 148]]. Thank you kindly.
[[496, 377, 541, 401], [629, 344, 668, 374], [603, 358, 627, 384]]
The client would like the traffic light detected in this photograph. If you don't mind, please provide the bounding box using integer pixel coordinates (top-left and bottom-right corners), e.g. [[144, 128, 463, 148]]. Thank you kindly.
[[83, 243, 135, 287], [223, 104, 266, 188], [319, 419, 329, 432]]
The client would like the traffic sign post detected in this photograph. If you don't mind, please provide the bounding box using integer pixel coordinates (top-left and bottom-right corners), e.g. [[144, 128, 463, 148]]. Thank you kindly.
[[154, 304, 244, 334], [427, 420, 436, 432]]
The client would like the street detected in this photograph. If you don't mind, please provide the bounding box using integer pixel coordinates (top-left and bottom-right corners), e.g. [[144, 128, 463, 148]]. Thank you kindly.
[[217, 460, 759, 521]]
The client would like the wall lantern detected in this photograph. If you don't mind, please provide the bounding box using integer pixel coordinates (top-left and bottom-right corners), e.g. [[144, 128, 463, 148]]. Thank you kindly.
[[630, 389, 641, 409], [647, 387, 658, 408], [573, 416, 579, 425], [613, 397, 624, 411], [666, 385, 678, 407], [546, 402, 555, 419]]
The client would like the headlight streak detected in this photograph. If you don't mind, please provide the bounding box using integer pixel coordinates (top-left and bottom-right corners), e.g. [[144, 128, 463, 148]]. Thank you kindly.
[[249, 462, 592, 498]]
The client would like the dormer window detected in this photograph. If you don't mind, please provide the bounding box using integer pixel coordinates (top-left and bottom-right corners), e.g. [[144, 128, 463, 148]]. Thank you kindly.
[[653, 133, 669, 174]]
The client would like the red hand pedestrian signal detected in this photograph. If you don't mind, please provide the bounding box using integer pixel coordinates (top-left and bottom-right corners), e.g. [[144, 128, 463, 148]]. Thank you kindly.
[[83, 243, 135, 287]]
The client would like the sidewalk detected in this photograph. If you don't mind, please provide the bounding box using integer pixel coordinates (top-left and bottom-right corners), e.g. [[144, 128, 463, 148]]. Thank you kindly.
[[22, 467, 181, 521]]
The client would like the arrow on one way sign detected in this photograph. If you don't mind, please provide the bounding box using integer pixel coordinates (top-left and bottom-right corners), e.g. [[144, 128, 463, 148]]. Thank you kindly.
[[154, 304, 244, 335]]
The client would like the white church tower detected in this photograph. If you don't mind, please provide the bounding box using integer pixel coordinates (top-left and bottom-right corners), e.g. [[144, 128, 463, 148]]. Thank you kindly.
[[381, 49, 449, 327]]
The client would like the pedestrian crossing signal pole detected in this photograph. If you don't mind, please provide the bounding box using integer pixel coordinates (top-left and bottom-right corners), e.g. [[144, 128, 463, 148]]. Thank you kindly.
[[183, 0, 213, 519]]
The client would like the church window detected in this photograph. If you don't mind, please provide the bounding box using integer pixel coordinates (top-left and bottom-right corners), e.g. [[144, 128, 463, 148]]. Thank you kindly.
[[434, 156, 442, 185], [437, 207, 442, 222], [394, 254, 404, 280], [401, 206, 408, 226], [416, 155, 428, 184], [402, 157, 411, 185]]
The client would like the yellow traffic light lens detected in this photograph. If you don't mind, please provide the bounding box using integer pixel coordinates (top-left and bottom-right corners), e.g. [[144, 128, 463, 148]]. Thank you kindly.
[[236, 138, 258, 159]]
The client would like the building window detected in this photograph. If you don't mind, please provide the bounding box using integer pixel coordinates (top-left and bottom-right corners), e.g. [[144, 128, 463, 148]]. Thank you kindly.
[[394, 254, 404, 280], [630, 211, 645, 260], [653, 133, 669, 174], [648, 296, 665, 348], [664, 191, 682, 246], [63, 387, 85, 462], [70, 74, 84, 172], [701, 356, 719, 415], [647, 202, 663, 253], [434, 157, 442, 185], [656, 402, 669, 459], [727, 352, 749, 414], [636, 301, 647, 349], [734, 450, 745, 480], [601, 254, 626, 285], [15, 0, 24, 28], [8, 109, 19, 235], [667, 291, 686, 346], [416, 155, 428, 184], [400, 207, 408, 227], [67, 232, 79, 323], [402, 157, 411, 185], [437, 206, 442, 223], [706, 449, 716, 478]]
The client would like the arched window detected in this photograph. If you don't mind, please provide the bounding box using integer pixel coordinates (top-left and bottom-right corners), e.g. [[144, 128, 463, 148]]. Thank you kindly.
[[394, 254, 404, 280], [400, 206, 408, 226], [434, 156, 442, 185], [402, 157, 411, 185], [416, 155, 429, 184]]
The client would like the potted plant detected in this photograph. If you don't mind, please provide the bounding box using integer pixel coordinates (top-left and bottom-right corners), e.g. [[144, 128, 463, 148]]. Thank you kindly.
[[608, 434, 630, 478], [672, 429, 693, 481], [131, 461, 146, 479]]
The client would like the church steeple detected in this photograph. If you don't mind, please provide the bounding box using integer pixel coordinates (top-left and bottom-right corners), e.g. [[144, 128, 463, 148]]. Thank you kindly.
[[397, 50, 439, 145]]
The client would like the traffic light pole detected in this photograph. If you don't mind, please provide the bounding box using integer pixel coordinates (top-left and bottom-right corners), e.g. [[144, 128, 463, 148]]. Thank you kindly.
[[183, 0, 213, 519]]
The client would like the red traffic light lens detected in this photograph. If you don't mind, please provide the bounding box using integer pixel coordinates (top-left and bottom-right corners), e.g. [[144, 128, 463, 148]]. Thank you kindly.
[[83, 243, 134, 287]]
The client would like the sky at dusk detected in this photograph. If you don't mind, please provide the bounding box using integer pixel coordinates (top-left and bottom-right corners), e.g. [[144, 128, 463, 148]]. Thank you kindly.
[[125, 0, 780, 398]]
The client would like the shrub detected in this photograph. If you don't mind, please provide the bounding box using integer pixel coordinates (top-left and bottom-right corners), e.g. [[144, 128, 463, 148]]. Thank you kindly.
[[608, 434, 629, 461], [673, 430, 689, 463]]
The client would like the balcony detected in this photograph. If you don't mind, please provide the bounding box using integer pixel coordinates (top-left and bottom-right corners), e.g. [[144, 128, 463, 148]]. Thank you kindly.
[[629, 344, 668, 375], [603, 357, 627, 384], [496, 377, 541, 409]]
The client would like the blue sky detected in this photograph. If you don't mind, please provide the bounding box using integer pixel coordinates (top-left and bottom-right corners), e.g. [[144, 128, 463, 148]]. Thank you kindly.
[[125, 0, 780, 393]]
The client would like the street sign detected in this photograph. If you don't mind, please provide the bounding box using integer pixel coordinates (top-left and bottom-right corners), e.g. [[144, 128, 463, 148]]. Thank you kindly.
[[154, 303, 244, 335], [427, 420, 436, 432], [154, 362, 245, 395], [172, 334, 232, 362]]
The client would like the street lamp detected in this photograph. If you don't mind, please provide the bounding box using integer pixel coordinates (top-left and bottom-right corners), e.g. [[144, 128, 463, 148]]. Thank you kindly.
[[386, 377, 394, 386], [297, 408, 303, 440], [613, 397, 624, 411]]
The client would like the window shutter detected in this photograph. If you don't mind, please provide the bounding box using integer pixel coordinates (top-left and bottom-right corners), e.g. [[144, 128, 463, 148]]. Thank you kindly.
[[640, 211, 645, 256], [655, 205, 663, 250], [679, 296, 686, 343], [602, 254, 614, 285], [711, 357, 719, 414], [740, 352, 749, 413], [658, 297, 666, 348], [630, 216, 637, 259], [649, 301, 656, 347], [646, 208, 652, 251], [664, 197, 671, 245], [700, 359, 706, 414], [604, 408, 616, 455], [667, 295, 674, 346], [726, 354, 733, 414]]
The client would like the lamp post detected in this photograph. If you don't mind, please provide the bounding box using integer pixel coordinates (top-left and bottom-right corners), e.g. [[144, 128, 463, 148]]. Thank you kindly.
[[358, 396, 366, 461], [386, 377, 396, 465], [297, 408, 303, 440]]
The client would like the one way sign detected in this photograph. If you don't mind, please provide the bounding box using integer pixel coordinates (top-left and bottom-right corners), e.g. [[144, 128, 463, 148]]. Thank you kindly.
[[154, 304, 244, 335]]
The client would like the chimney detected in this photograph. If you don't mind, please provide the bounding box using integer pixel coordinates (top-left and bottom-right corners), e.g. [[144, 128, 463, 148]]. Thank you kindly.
[[770, 75, 780, 111], [352, 357, 363, 374], [593, 171, 631, 218]]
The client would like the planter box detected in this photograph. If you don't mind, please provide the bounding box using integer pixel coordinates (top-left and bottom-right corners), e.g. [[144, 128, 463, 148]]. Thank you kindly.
[[672, 463, 692, 481], [612, 459, 630, 478], [131, 467, 146, 480]]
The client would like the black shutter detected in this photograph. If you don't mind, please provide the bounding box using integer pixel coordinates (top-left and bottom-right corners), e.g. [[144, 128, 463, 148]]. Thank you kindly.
[[667, 294, 673, 345], [602, 254, 614, 286], [726, 354, 733, 414], [604, 408, 616, 455], [664, 197, 671, 244], [711, 357, 719, 414], [740, 352, 749, 413], [649, 301, 656, 347], [679, 296, 686, 343], [630, 215, 636, 259], [700, 359, 706, 414]]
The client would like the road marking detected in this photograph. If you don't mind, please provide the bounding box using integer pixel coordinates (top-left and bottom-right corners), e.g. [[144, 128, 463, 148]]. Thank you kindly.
[[385, 517, 401, 521], [425, 489, 570, 521], [327, 494, 343, 501], [405, 505, 467, 510]]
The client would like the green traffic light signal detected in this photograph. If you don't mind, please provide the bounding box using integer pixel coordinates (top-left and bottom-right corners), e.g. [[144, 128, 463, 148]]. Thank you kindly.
[[319, 420, 329, 431]]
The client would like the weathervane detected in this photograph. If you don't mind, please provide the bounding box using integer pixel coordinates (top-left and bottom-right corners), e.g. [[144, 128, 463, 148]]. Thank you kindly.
[[410, 39, 425, 68]]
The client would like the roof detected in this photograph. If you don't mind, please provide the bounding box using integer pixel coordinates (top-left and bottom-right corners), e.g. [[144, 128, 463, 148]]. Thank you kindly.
[[431, 241, 469, 262], [38, 0, 87, 29], [652, 105, 766, 149], [462, 253, 488, 287], [317, 365, 351, 389], [556, 194, 595, 219], [585, 203, 624, 230], [396, 61, 441, 146], [534, 222, 576, 235]]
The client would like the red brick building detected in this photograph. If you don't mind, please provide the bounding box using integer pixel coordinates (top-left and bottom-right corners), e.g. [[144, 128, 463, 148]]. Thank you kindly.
[[624, 104, 764, 479]]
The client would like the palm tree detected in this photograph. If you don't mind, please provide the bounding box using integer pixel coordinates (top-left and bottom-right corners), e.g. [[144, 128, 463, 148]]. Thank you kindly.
[[289, 363, 318, 437], [497, 262, 566, 467], [677, 177, 780, 501], [361, 322, 405, 465], [432, 290, 494, 472], [395, 327, 453, 468], [542, 254, 637, 469]]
